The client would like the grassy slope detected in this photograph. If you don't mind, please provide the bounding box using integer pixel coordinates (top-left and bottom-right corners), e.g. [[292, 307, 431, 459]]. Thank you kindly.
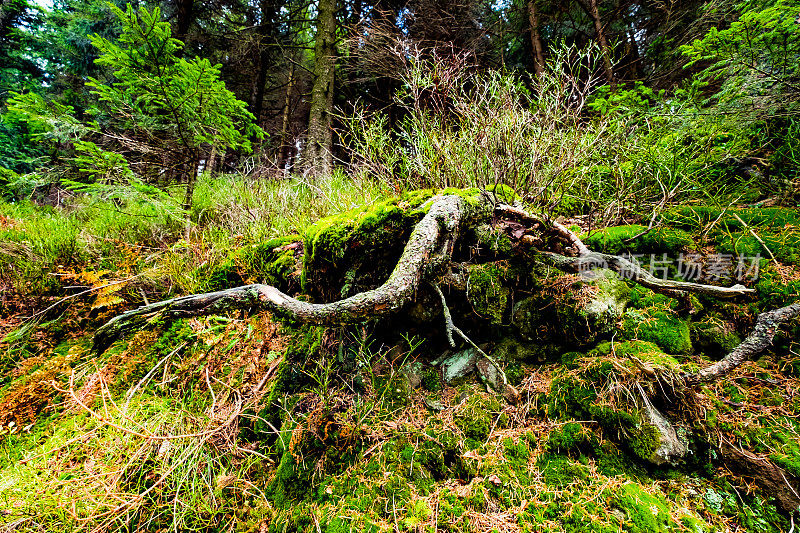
[[0, 175, 799, 532]]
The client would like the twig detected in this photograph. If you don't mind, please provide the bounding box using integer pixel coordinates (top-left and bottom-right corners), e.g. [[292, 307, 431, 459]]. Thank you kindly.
[[685, 301, 800, 384], [732, 213, 782, 272], [123, 342, 186, 413], [431, 283, 510, 392]]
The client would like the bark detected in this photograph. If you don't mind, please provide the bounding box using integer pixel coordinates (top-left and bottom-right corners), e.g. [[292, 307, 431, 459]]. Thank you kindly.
[[175, 0, 193, 44], [251, 0, 279, 127], [717, 440, 800, 513], [279, 62, 296, 170], [305, 0, 337, 177], [527, 0, 546, 77], [94, 194, 467, 353], [578, 0, 615, 88], [95, 195, 762, 353]]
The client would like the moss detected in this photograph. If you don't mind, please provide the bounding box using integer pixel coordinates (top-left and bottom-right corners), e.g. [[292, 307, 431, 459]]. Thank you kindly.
[[421, 367, 442, 392], [663, 206, 800, 231], [591, 340, 682, 373], [627, 422, 662, 462], [622, 308, 692, 355], [755, 269, 800, 309], [301, 191, 434, 300], [555, 270, 630, 346], [547, 343, 686, 464], [691, 316, 741, 358], [546, 422, 595, 456], [583, 225, 693, 255], [374, 373, 411, 411], [453, 393, 504, 442], [613, 483, 676, 533], [536, 454, 590, 487], [466, 262, 510, 324], [473, 223, 513, 256], [202, 235, 302, 292]]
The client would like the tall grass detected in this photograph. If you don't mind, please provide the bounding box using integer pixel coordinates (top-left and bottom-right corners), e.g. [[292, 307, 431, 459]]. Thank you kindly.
[[0, 170, 388, 302]]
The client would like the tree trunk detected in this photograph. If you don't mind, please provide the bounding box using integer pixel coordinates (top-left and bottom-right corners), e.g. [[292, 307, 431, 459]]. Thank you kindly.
[[182, 153, 199, 212], [305, 0, 337, 177], [251, 0, 279, 129], [527, 0, 546, 77], [175, 0, 193, 44], [279, 62, 296, 171], [579, 0, 615, 88]]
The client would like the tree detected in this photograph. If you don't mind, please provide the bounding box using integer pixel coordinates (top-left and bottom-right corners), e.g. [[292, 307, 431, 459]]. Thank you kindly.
[[86, 4, 263, 209], [305, 0, 338, 176]]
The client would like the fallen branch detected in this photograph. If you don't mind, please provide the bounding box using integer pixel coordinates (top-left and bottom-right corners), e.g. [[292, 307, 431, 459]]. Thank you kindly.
[[495, 204, 590, 256], [532, 249, 755, 299]]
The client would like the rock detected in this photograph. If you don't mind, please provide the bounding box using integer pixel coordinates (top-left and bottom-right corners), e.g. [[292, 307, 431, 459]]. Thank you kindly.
[[512, 269, 629, 347], [440, 348, 480, 383], [423, 397, 446, 411], [476, 357, 503, 391], [400, 361, 425, 389], [636, 394, 688, 466]]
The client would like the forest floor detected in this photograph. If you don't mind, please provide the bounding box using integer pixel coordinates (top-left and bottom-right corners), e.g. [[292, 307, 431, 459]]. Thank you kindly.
[[0, 174, 799, 533]]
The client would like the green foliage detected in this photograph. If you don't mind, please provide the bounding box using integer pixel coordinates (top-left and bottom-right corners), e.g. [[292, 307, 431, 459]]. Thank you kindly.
[[88, 4, 263, 155]]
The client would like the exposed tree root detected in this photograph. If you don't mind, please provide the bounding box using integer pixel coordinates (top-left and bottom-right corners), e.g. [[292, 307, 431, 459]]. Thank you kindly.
[[685, 302, 800, 383], [96, 193, 768, 365], [532, 250, 756, 299], [94, 194, 467, 353], [717, 438, 800, 513]]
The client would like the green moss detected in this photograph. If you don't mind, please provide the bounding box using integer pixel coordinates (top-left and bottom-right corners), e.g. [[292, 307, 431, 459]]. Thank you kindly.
[[691, 316, 741, 357], [613, 483, 676, 533], [546, 422, 595, 455], [755, 269, 800, 309], [536, 454, 589, 487], [201, 235, 302, 292], [622, 308, 692, 355], [583, 225, 693, 255], [627, 423, 662, 461], [591, 340, 682, 372], [473, 223, 513, 256], [453, 393, 504, 442], [301, 190, 436, 300], [664, 206, 800, 231], [421, 367, 442, 392], [466, 262, 510, 324], [374, 373, 411, 411]]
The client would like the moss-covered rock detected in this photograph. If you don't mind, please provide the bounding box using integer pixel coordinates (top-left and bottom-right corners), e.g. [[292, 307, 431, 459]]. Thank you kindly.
[[691, 315, 741, 358], [549, 341, 689, 465], [200, 235, 302, 292], [583, 225, 694, 255], [512, 269, 630, 347], [621, 284, 692, 355], [466, 262, 511, 325], [302, 187, 500, 302]]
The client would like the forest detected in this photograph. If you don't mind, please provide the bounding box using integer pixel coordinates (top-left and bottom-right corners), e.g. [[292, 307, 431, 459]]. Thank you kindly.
[[0, 0, 799, 531]]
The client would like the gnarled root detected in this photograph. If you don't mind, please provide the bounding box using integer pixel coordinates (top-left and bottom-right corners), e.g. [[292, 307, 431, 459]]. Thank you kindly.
[[94, 194, 467, 353], [684, 302, 800, 384]]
